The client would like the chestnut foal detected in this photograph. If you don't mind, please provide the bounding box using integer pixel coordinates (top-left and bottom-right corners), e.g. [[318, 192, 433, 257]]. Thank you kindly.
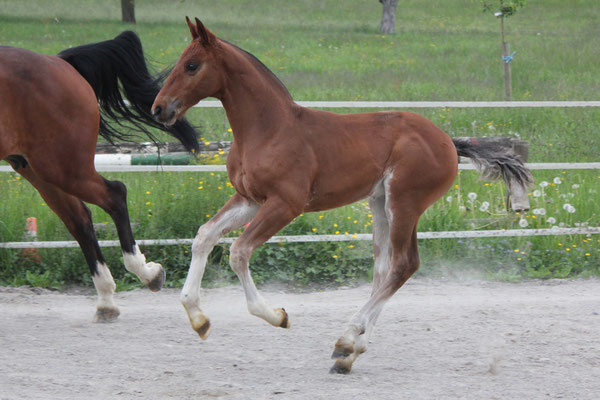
[[152, 18, 531, 374]]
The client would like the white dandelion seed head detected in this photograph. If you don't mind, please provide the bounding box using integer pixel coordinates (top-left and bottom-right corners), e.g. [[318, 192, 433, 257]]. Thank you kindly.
[[553, 177, 562, 184], [446, 196, 453, 203], [546, 217, 556, 224], [533, 190, 541, 197], [572, 184, 580, 189], [519, 218, 529, 228], [479, 201, 490, 212], [540, 181, 549, 188], [467, 192, 477, 200]]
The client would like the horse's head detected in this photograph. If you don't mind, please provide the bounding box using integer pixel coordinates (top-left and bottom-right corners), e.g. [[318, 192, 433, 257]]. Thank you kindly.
[[152, 17, 221, 125]]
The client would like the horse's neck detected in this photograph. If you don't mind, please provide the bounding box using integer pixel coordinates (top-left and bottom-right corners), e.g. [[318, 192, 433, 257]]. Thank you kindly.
[[218, 45, 294, 142]]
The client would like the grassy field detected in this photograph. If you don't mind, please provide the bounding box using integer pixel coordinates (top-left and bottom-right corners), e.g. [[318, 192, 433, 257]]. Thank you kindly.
[[0, 0, 598, 288]]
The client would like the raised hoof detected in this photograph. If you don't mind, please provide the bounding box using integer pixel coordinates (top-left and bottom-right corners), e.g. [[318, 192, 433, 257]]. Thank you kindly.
[[278, 308, 290, 329], [146, 263, 166, 292], [93, 307, 120, 323], [192, 317, 211, 340], [329, 360, 352, 375], [331, 338, 354, 359]]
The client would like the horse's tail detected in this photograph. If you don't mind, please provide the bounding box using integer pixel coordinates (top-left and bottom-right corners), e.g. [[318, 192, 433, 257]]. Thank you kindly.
[[58, 31, 199, 153], [452, 137, 533, 210]]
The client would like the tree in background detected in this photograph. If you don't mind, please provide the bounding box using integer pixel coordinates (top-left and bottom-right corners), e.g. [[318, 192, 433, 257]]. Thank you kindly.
[[121, 0, 135, 24], [482, 0, 526, 100], [379, 0, 399, 34]]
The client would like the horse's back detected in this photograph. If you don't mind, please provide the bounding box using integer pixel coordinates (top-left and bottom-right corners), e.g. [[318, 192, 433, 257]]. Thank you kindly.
[[297, 107, 458, 211]]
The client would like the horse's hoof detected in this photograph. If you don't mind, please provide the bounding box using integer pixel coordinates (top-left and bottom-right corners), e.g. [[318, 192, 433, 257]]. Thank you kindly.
[[278, 308, 290, 329], [192, 316, 211, 340], [93, 306, 120, 323], [331, 338, 354, 359], [146, 262, 165, 292], [329, 360, 352, 375]]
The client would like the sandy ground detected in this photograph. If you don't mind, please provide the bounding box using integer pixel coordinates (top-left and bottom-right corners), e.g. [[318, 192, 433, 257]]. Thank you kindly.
[[1, 278, 599, 400]]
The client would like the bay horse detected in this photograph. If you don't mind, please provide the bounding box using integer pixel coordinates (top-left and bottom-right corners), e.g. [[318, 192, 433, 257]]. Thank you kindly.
[[0, 31, 199, 322], [152, 18, 532, 374]]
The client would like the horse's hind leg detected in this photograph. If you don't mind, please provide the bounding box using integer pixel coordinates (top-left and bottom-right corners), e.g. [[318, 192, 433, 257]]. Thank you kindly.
[[29, 157, 166, 292], [14, 163, 120, 322], [331, 191, 422, 374], [96, 177, 166, 291]]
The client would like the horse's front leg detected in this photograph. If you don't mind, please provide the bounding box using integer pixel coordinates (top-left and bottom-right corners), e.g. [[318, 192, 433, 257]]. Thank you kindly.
[[228, 197, 300, 329], [181, 194, 259, 339]]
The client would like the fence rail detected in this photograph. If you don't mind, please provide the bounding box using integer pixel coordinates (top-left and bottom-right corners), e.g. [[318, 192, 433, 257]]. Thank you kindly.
[[1, 227, 599, 249], [2, 162, 600, 173], [193, 100, 600, 108]]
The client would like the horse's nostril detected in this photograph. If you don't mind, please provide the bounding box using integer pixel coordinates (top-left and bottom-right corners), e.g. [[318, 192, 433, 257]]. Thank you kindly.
[[151, 105, 162, 117]]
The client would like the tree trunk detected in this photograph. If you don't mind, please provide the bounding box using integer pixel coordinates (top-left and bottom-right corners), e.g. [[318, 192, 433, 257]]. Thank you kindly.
[[379, 0, 399, 34], [121, 0, 136, 24]]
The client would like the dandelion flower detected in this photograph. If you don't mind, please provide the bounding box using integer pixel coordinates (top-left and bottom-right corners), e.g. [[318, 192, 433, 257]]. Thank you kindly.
[[533, 190, 541, 197], [519, 218, 528, 228], [446, 196, 453, 203], [572, 184, 580, 189], [540, 181, 549, 187], [553, 177, 562, 185], [468, 192, 477, 200]]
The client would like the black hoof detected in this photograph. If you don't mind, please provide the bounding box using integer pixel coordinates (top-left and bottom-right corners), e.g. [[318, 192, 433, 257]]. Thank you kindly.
[[331, 348, 352, 359], [93, 307, 120, 323], [146, 267, 166, 292], [279, 308, 290, 328], [196, 319, 211, 340], [329, 362, 352, 375]]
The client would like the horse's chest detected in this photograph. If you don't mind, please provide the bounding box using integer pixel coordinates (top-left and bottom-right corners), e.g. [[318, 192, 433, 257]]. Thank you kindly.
[[228, 162, 268, 203]]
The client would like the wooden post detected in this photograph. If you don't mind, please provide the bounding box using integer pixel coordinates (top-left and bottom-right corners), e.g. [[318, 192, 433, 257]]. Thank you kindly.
[[121, 0, 136, 24], [500, 13, 512, 101]]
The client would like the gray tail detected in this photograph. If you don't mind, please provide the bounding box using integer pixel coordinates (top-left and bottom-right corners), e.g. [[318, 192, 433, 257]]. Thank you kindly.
[[452, 137, 533, 187]]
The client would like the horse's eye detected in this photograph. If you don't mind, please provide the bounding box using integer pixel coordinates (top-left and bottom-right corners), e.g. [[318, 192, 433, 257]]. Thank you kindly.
[[185, 62, 198, 72]]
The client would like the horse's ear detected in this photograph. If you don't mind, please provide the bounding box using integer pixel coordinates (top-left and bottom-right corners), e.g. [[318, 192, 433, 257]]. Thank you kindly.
[[194, 18, 216, 47], [186, 16, 199, 40]]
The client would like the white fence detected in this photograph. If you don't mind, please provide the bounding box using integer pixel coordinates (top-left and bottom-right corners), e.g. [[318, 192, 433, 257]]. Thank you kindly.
[[1, 100, 598, 248]]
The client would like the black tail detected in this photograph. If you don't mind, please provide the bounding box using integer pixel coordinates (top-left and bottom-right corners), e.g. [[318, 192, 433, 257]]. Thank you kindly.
[[452, 137, 533, 186], [58, 31, 199, 153]]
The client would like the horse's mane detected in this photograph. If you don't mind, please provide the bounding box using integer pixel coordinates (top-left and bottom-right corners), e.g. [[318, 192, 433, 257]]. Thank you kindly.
[[221, 39, 293, 101]]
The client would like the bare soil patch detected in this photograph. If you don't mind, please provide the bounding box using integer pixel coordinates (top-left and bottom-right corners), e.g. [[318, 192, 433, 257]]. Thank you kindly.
[[1, 278, 599, 399]]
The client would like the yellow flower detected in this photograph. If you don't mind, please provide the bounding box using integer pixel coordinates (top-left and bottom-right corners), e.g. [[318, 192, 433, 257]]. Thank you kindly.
[[312, 228, 317, 232], [332, 255, 338, 259], [348, 245, 354, 249]]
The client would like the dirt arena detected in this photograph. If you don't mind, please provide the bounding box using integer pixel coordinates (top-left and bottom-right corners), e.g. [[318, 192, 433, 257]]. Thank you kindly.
[[1, 278, 599, 399]]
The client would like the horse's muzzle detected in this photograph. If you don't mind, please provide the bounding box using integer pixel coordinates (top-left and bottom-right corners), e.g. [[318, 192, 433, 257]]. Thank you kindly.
[[151, 99, 180, 126]]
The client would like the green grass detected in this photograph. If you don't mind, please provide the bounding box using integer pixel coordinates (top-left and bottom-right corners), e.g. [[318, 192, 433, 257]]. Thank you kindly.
[[0, 0, 599, 287]]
